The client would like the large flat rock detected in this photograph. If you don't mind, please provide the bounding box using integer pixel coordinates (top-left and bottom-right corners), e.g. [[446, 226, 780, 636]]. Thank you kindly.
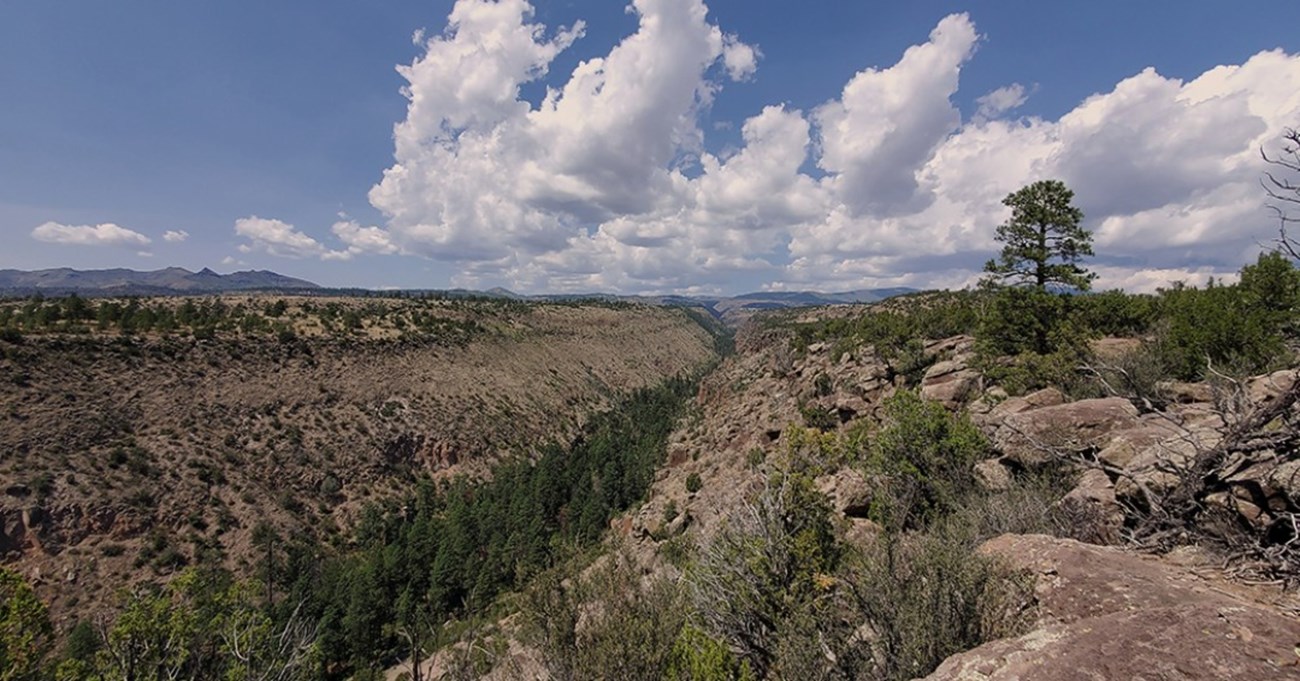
[[992, 398, 1140, 467], [922, 534, 1300, 680]]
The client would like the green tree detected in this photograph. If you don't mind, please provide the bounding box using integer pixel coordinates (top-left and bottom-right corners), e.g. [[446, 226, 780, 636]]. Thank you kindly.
[[97, 585, 197, 681], [980, 180, 1095, 355], [983, 180, 1095, 292], [217, 581, 320, 681], [1155, 278, 1288, 381], [667, 626, 754, 681], [0, 568, 52, 681], [1239, 251, 1300, 323]]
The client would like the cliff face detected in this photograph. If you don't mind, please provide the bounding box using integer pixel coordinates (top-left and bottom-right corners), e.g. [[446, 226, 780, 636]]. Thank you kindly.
[[0, 300, 718, 625]]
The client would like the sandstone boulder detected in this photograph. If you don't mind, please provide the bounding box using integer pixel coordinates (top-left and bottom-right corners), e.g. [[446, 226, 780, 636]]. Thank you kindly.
[[1095, 418, 1185, 469], [816, 468, 874, 518], [1057, 469, 1122, 543], [1113, 422, 1223, 503], [920, 356, 977, 410], [975, 387, 1067, 429], [1247, 369, 1300, 407], [923, 534, 1300, 680], [920, 368, 980, 410], [1159, 380, 1214, 404], [992, 397, 1140, 467], [1223, 457, 1300, 522], [924, 335, 975, 359], [973, 458, 1012, 492], [1205, 491, 1267, 526]]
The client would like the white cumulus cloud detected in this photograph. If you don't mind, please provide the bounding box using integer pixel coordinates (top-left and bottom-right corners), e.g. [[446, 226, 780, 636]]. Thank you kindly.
[[235, 216, 350, 260], [332, 220, 400, 257], [31, 222, 152, 248], [367, 0, 765, 288], [813, 13, 978, 218], [974, 83, 1027, 120], [162, 230, 189, 243], [352, 1, 1300, 293]]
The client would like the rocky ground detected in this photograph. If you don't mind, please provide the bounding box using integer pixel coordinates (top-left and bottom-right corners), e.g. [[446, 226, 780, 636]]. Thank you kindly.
[[925, 534, 1300, 679]]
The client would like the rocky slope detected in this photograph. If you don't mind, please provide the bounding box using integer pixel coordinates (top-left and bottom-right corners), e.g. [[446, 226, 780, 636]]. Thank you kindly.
[[0, 299, 718, 627], [385, 295, 1300, 679], [624, 318, 969, 548], [618, 306, 1300, 678]]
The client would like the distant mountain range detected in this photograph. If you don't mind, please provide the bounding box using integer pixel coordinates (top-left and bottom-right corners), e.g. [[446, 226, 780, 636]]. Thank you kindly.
[[0, 267, 320, 295], [415, 285, 919, 325], [0, 267, 915, 322]]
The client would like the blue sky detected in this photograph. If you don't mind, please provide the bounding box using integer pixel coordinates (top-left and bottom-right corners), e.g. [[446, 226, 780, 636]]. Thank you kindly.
[[2, 1, 1298, 293]]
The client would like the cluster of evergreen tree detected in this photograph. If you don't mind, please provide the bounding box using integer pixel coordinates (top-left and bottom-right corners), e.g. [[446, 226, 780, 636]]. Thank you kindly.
[[284, 374, 697, 674], [781, 249, 1300, 391], [0, 295, 490, 345]]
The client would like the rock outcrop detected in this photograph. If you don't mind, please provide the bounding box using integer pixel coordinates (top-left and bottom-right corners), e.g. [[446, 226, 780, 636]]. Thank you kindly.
[[924, 534, 1300, 680], [990, 397, 1141, 467]]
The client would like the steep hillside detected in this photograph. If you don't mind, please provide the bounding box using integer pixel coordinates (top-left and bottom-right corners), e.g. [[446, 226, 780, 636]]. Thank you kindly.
[[0, 296, 718, 626], [622, 299, 1300, 680], [429, 289, 1300, 680]]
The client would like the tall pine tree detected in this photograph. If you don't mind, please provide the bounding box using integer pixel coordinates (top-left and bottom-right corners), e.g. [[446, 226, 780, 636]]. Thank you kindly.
[[983, 179, 1095, 292]]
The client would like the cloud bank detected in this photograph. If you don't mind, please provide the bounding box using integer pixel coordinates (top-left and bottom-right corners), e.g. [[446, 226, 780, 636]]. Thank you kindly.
[[251, 0, 1300, 293]]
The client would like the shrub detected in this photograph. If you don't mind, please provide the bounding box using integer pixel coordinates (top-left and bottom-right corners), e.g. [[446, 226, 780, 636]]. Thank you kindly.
[[797, 402, 838, 431], [837, 526, 1033, 681], [977, 286, 1070, 357], [667, 626, 755, 681], [1239, 250, 1300, 323], [30, 473, 54, 500], [320, 474, 342, 497], [0, 567, 53, 677], [153, 546, 188, 570], [813, 372, 833, 397], [976, 343, 1096, 398], [662, 499, 679, 524], [63, 619, 101, 663], [685, 472, 703, 494], [1070, 289, 1159, 337], [1085, 341, 1169, 411], [688, 472, 838, 676], [1154, 281, 1286, 380], [524, 557, 688, 681], [865, 391, 988, 529]]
